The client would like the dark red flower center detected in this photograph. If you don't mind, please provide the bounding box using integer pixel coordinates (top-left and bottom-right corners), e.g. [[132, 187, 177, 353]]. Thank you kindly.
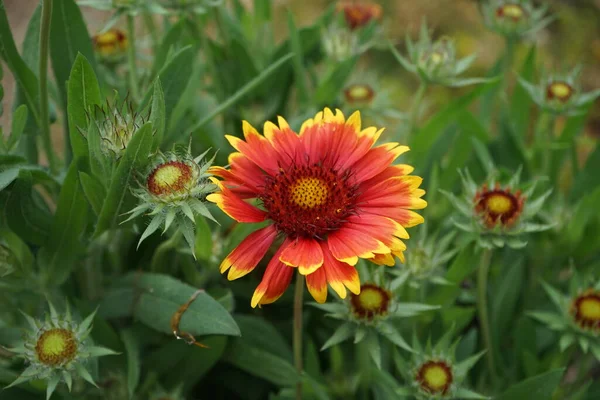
[[546, 81, 574, 103], [350, 283, 391, 320], [259, 163, 358, 239], [495, 4, 526, 21], [415, 360, 453, 395], [474, 184, 524, 228], [570, 290, 600, 332], [147, 161, 193, 196]]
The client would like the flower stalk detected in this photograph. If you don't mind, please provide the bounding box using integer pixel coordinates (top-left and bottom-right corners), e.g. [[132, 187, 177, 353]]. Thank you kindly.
[[40, 0, 59, 174], [293, 275, 304, 400], [126, 14, 140, 101], [477, 248, 497, 383], [410, 81, 428, 134]]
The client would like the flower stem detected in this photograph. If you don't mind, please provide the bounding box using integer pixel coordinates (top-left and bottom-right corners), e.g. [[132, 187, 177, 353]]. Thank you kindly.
[[477, 248, 497, 384], [126, 14, 140, 102], [293, 274, 305, 400], [409, 81, 428, 135], [39, 0, 59, 174]]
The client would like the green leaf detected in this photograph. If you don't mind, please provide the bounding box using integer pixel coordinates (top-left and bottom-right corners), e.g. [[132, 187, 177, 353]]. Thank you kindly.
[[79, 171, 106, 216], [149, 78, 166, 147], [7, 105, 28, 152], [188, 52, 294, 132], [286, 10, 309, 105], [492, 257, 525, 342], [50, 0, 97, 117], [152, 46, 194, 130], [149, 20, 184, 80], [194, 215, 213, 260], [67, 53, 102, 164], [99, 273, 240, 337], [0, 1, 40, 126], [313, 56, 358, 106], [163, 336, 228, 391], [94, 122, 154, 237], [410, 78, 500, 160], [234, 315, 292, 361], [511, 47, 536, 137], [429, 246, 476, 305], [5, 171, 53, 245], [86, 121, 110, 183], [120, 329, 140, 399], [321, 322, 355, 350], [224, 340, 299, 387], [38, 161, 89, 285], [495, 368, 565, 400]]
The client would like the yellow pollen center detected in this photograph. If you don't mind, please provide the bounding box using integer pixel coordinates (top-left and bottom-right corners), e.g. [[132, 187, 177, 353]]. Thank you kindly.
[[579, 298, 600, 319], [430, 52, 444, 64], [348, 85, 371, 100], [290, 177, 328, 209], [154, 165, 184, 189], [549, 82, 572, 99], [486, 193, 513, 214], [358, 287, 385, 311], [35, 328, 77, 366], [423, 365, 450, 389], [502, 4, 524, 19]]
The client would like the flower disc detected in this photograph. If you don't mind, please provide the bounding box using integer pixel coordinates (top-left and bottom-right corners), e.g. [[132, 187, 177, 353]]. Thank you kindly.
[[570, 289, 600, 333], [350, 283, 391, 320], [35, 328, 78, 367], [415, 360, 453, 395], [546, 81, 574, 103], [474, 183, 524, 228]]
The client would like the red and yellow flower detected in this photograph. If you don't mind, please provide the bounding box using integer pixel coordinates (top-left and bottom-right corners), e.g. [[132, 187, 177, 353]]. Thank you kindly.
[[93, 29, 128, 61], [208, 108, 426, 307], [473, 183, 525, 228], [415, 360, 454, 395]]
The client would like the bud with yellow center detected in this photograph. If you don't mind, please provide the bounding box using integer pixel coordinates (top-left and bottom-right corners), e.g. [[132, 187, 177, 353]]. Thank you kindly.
[[442, 168, 552, 249], [530, 278, 600, 359], [6, 303, 117, 400], [482, 0, 551, 39], [124, 145, 218, 257]]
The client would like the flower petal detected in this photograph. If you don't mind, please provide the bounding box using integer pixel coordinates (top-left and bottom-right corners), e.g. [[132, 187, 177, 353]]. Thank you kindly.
[[251, 245, 295, 307], [219, 225, 278, 280], [321, 243, 360, 299], [225, 121, 279, 174], [207, 178, 267, 223], [362, 207, 425, 228], [359, 176, 427, 209], [359, 164, 415, 189], [327, 226, 390, 265], [279, 237, 324, 274], [306, 267, 327, 303], [263, 117, 304, 167], [349, 143, 410, 183]]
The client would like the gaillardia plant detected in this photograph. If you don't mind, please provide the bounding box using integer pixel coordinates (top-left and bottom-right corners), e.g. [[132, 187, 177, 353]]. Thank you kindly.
[[481, 0, 553, 39], [395, 330, 487, 399], [311, 277, 439, 367], [518, 66, 600, 116], [336, 1, 382, 31], [6, 303, 117, 400], [529, 276, 600, 360], [208, 108, 427, 307], [123, 144, 217, 256], [442, 169, 552, 249]]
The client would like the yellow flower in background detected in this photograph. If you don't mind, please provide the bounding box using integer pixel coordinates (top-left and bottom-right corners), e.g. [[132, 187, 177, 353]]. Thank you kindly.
[[93, 29, 128, 62]]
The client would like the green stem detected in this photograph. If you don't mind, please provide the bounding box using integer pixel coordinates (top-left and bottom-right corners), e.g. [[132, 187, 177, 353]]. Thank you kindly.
[[409, 81, 428, 135], [39, 0, 58, 174], [126, 14, 140, 102], [534, 112, 555, 174], [477, 248, 497, 384], [143, 13, 160, 53], [293, 274, 305, 400]]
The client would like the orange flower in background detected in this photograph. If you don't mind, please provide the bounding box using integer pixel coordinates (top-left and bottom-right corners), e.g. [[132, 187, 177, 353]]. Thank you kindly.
[[208, 108, 426, 307], [93, 29, 128, 59], [337, 1, 382, 30]]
